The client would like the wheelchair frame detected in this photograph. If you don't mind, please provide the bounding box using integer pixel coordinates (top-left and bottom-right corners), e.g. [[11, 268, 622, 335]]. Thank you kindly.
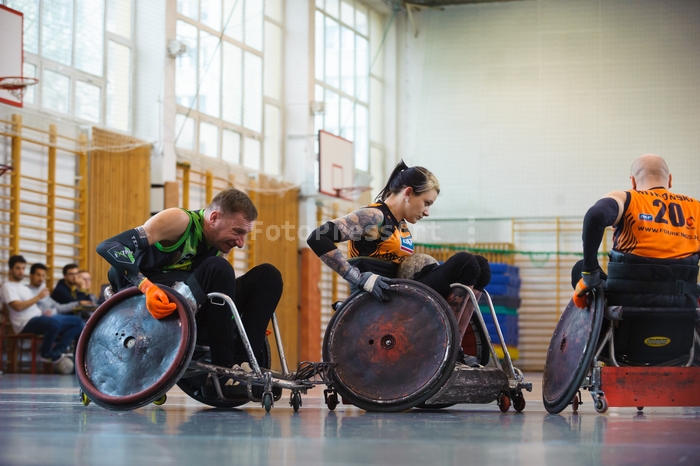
[[179, 288, 336, 412], [420, 284, 531, 410], [212, 282, 533, 412]]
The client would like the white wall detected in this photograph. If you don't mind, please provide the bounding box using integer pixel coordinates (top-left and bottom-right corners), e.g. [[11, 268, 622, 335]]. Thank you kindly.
[[399, 0, 700, 221]]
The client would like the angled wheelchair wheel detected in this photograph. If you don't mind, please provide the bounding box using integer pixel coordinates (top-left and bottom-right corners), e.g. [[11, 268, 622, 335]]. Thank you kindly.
[[176, 337, 272, 408], [323, 279, 460, 412], [462, 317, 491, 367], [75, 285, 196, 410], [542, 288, 604, 414]]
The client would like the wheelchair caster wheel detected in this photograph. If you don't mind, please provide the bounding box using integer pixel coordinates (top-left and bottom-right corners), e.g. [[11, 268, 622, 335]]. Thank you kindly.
[[498, 393, 510, 412], [79, 390, 90, 407], [594, 396, 608, 414], [513, 393, 526, 412], [153, 394, 167, 406], [324, 389, 338, 411], [290, 392, 302, 412], [263, 393, 273, 412], [572, 394, 580, 413]]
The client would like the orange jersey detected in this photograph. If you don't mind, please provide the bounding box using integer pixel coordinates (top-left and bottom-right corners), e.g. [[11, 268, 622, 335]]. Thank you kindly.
[[613, 188, 700, 259], [348, 202, 413, 264]]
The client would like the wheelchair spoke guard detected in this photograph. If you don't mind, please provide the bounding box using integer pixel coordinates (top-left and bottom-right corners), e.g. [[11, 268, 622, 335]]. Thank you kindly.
[[76, 286, 196, 410], [323, 279, 460, 412], [542, 288, 604, 414]]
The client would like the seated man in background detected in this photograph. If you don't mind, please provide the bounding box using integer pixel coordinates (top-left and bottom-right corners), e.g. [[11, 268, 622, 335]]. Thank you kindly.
[[96, 187, 283, 395], [0, 256, 84, 371], [28, 263, 94, 316], [77, 270, 99, 305], [51, 263, 91, 305], [572, 154, 700, 309]]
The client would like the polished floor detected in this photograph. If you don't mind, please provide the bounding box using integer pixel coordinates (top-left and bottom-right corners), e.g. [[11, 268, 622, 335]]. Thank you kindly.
[[1, 372, 700, 466]]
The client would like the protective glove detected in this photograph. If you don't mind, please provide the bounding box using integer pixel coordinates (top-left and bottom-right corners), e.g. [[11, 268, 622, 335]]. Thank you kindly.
[[139, 278, 177, 319], [343, 268, 391, 302], [572, 270, 602, 309]]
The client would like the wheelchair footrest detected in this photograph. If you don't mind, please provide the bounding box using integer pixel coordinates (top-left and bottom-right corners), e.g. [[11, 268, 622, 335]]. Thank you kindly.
[[599, 366, 700, 407], [423, 366, 509, 406]]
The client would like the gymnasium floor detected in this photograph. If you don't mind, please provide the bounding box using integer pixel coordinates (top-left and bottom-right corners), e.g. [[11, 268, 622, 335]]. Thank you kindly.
[[1, 373, 700, 465]]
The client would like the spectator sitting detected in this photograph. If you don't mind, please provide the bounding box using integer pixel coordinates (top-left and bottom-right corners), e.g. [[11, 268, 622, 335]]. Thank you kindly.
[[28, 263, 93, 315], [0, 255, 83, 372], [51, 263, 91, 304], [77, 270, 98, 305]]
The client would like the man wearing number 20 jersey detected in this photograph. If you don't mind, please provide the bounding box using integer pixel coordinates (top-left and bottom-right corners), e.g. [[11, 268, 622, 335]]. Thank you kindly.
[[613, 188, 700, 259], [571, 154, 700, 309]]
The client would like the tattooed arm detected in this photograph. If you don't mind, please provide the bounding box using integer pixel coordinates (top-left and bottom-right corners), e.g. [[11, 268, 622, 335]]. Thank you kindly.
[[308, 207, 392, 301], [307, 207, 384, 278]]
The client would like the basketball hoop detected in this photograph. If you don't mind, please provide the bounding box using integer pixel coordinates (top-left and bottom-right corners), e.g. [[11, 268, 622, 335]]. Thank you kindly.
[[335, 186, 373, 201], [0, 164, 14, 177], [0, 76, 38, 101]]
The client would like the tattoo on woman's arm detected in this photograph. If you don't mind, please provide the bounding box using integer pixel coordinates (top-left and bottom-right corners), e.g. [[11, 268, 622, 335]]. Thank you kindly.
[[320, 249, 352, 277], [333, 208, 384, 241]]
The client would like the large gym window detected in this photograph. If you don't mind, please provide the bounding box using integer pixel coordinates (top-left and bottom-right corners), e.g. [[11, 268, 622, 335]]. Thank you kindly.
[[314, 0, 385, 174], [7, 0, 134, 132], [174, 0, 284, 177]]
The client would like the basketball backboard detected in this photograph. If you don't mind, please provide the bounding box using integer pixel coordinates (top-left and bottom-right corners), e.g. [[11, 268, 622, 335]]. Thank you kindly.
[[0, 5, 24, 107], [319, 130, 354, 200]]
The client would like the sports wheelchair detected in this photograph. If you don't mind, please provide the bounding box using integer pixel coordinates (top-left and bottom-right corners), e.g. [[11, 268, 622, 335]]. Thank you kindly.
[[542, 260, 700, 414], [322, 279, 531, 412], [75, 279, 531, 413], [75, 283, 333, 412]]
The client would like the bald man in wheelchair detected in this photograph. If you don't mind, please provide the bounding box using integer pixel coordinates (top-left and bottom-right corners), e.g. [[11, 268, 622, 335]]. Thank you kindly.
[[571, 154, 700, 363]]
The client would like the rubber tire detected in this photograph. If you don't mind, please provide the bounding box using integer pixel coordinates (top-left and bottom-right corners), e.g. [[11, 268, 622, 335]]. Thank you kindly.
[[290, 392, 301, 412], [595, 396, 608, 414], [323, 280, 460, 412], [76, 286, 196, 411], [498, 393, 510, 412], [326, 393, 338, 411], [542, 288, 605, 414], [513, 393, 526, 412]]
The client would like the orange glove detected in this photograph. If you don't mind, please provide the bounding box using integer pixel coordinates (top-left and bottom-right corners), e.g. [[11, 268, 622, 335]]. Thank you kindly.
[[572, 270, 602, 309], [572, 279, 590, 309], [139, 278, 177, 319]]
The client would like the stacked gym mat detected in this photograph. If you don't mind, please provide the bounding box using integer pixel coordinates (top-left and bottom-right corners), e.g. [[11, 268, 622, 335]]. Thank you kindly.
[[481, 263, 521, 361]]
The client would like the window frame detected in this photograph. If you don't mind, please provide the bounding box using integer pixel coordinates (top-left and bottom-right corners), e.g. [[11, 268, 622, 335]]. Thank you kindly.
[[314, 0, 380, 174], [16, 0, 135, 132], [173, 0, 285, 177]]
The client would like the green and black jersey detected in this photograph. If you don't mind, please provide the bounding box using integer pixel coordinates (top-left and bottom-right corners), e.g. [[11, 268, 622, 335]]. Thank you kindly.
[[136, 209, 220, 276]]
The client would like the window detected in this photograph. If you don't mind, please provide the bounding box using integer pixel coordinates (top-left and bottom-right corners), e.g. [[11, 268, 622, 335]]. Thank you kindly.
[[174, 0, 284, 176], [315, 0, 383, 173], [7, 0, 134, 131]]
